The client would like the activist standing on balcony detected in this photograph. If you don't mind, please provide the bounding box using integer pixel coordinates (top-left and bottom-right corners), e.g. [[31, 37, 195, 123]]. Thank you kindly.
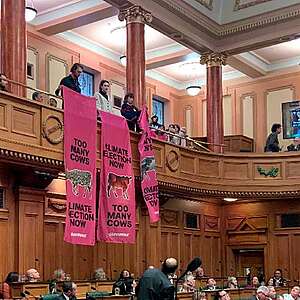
[[121, 93, 140, 131], [95, 80, 112, 113], [55, 63, 83, 97]]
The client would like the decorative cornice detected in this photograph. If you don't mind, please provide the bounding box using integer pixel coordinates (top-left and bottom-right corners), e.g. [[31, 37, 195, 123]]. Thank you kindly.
[[158, 180, 300, 200], [0, 148, 63, 168], [200, 52, 227, 67], [119, 5, 152, 24]]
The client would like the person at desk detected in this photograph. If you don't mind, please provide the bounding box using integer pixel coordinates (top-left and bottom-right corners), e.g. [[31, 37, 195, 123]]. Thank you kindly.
[[26, 268, 40, 282], [57, 281, 77, 300], [217, 290, 231, 300], [136, 257, 178, 300], [268, 269, 287, 287], [265, 123, 281, 152], [249, 286, 269, 300], [227, 277, 239, 289], [283, 286, 300, 300], [205, 278, 217, 290], [50, 269, 66, 293], [0, 272, 19, 299], [112, 269, 135, 295]]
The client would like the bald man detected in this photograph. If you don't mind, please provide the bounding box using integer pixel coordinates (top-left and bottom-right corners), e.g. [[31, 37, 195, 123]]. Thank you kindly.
[[137, 257, 178, 300], [26, 268, 40, 282]]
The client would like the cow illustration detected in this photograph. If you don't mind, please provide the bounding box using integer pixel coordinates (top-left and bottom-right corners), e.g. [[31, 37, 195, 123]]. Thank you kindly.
[[107, 173, 132, 199], [140, 156, 156, 181], [65, 169, 92, 198]]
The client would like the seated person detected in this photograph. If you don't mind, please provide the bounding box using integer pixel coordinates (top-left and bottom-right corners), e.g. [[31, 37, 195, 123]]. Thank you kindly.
[[150, 115, 160, 129], [0, 272, 19, 299], [227, 276, 238, 289], [205, 278, 217, 290], [268, 269, 287, 287], [50, 269, 66, 293], [283, 286, 300, 300], [268, 286, 276, 300], [26, 268, 40, 282], [0, 73, 8, 92], [157, 125, 168, 141], [55, 63, 83, 97], [49, 98, 58, 108], [57, 281, 77, 300], [217, 290, 231, 300], [195, 266, 204, 279], [32, 91, 43, 102], [112, 269, 134, 295], [93, 268, 107, 280], [249, 286, 269, 300], [179, 126, 188, 147], [265, 123, 281, 152], [121, 93, 140, 131], [182, 271, 195, 292]]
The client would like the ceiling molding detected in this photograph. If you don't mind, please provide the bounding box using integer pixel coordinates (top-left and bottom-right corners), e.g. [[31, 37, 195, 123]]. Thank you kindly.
[[193, 0, 214, 11], [233, 0, 272, 11]]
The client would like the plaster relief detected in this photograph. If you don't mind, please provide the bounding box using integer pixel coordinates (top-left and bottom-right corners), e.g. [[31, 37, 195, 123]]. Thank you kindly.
[[194, 0, 213, 10], [234, 0, 273, 11]]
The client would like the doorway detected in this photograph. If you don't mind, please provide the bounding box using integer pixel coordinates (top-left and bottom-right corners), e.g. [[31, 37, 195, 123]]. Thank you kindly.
[[233, 249, 265, 281]]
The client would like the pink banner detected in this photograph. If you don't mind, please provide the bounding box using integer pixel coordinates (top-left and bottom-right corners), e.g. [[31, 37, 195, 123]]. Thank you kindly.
[[98, 111, 136, 243], [63, 87, 97, 245], [138, 106, 160, 223]]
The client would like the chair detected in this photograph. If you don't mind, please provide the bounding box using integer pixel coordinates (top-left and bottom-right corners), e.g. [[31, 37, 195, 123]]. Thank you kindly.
[[40, 293, 60, 300]]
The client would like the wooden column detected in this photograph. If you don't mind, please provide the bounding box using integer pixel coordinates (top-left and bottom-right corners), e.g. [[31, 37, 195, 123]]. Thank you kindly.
[[201, 53, 227, 153], [1, 0, 27, 96], [119, 6, 152, 108]]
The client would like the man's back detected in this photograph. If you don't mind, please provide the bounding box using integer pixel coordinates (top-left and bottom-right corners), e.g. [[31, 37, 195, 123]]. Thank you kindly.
[[137, 268, 174, 300]]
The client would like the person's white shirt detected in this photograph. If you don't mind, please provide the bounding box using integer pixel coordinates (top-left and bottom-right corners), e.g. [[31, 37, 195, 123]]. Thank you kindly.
[[95, 91, 112, 113], [63, 293, 69, 300]]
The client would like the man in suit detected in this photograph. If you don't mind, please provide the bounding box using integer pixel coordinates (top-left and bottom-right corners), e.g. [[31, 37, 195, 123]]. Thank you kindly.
[[57, 281, 77, 300], [249, 286, 269, 300], [137, 257, 178, 300]]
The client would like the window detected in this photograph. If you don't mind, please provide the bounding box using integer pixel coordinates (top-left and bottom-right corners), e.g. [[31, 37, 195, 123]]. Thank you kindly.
[[185, 213, 199, 229], [152, 98, 164, 125], [78, 71, 94, 96], [281, 214, 300, 228], [27, 63, 34, 79], [0, 188, 4, 209], [113, 96, 122, 108]]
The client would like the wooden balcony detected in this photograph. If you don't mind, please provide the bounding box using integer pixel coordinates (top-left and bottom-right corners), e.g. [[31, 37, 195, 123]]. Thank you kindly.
[[1, 91, 300, 199]]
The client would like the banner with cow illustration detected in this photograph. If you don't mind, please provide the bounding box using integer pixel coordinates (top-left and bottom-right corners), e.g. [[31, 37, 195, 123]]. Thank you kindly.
[[97, 111, 136, 243], [63, 87, 97, 245], [138, 106, 160, 223]]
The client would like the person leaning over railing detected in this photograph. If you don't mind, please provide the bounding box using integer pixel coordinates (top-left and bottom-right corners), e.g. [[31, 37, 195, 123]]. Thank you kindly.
[[0, 73, 8, 92]]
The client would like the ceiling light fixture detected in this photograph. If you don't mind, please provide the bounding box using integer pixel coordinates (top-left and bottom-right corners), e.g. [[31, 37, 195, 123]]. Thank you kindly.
[[120, 55, 126, 67], [25, 0, 37, 22], [223, 198, 238, 202], [186, 85, 201, 96]]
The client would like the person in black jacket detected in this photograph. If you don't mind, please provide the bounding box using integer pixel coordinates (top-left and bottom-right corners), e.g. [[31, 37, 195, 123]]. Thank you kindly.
[[112, 269, 134, 295], [121, 93, 140, 131], [265, 123, 281, 152], [57, 281, 77, 300]]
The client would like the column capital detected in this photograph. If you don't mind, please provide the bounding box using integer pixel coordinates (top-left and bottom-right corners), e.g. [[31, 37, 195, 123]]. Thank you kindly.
[[119, 5, 152, 24], [200, 52, 227, 67]]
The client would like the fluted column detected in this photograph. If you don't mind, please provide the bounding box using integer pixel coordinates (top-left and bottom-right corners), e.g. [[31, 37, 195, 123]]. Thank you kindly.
[[1, 0, 27, 96], [200, 53, 227, 153], [119, 6, 152, 108]]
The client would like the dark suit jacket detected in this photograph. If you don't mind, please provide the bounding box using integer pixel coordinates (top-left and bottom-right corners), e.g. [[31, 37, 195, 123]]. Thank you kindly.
[[56, 293, 77, 300]]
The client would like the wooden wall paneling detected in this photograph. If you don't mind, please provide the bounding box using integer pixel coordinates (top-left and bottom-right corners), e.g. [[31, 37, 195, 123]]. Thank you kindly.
[[43, 220, 60, 280], [94, 241, 109, 279], [18, 187, 45, 277], [273, 233, 290, 278], [181, 233, 192, 274], [291, 233, 300, 283]]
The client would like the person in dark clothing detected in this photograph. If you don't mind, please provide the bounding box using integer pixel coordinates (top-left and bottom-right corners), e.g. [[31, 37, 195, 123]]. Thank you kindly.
[[265, 123, 281, 152], [268, 269, 287, 287], [136, 257, 178, 300], [150, 115, 160, 129], [55, 63, 83, 96], [121, 93, 140, 131], [57, 281, 77, 300], [112, 269, 134, 295]]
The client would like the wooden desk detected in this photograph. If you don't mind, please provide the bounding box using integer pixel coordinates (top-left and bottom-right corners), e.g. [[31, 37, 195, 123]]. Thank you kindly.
[[10, 282, 49, 298], [93, 281, 114, 293], [177, 292, 194, 299]]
